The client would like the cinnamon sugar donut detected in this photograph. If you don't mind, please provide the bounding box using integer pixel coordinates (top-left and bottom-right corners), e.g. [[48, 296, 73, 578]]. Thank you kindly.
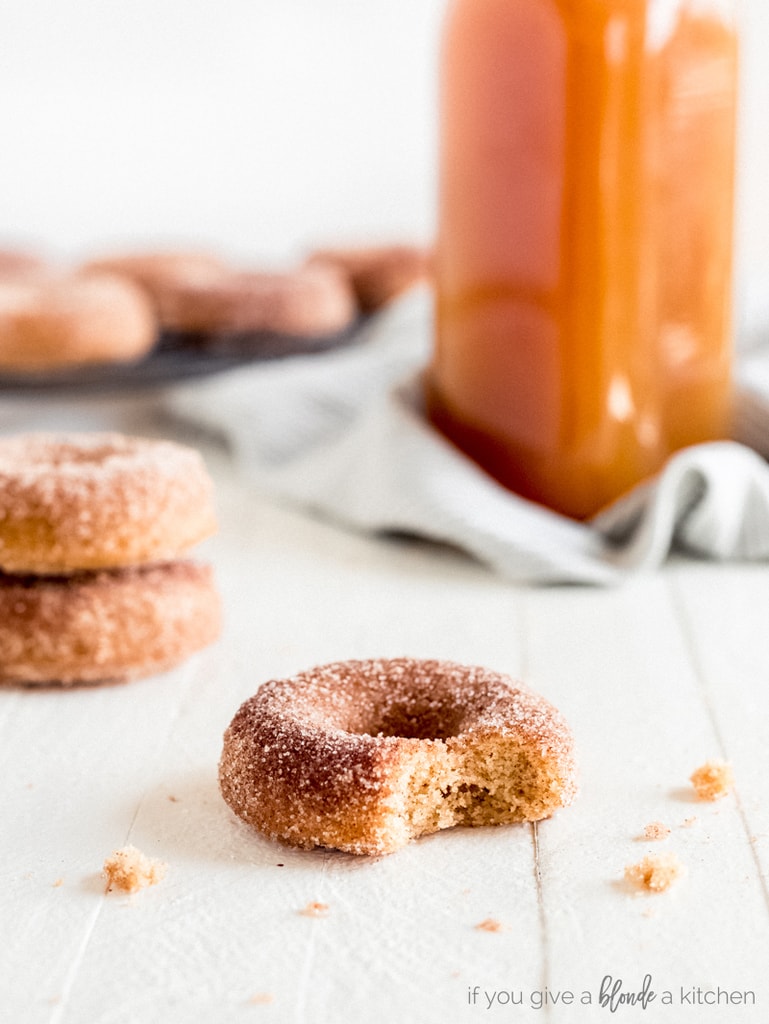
[[160, 265, 357, 337], [219, 658, 577, 856], [0, 561, 220, 685], [0, 433, 217, 574], [81, 251, 230, 328], [0, 272, 157, 371], [306, 244, 432, 312]]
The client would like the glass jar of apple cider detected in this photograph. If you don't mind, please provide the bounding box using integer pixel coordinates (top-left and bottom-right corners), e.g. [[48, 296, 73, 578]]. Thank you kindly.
[[426, 0, 738, 519]]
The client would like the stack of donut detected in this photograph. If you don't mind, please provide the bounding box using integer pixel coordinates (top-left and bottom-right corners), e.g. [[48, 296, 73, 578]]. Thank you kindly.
[[0, 432, 221, 685]]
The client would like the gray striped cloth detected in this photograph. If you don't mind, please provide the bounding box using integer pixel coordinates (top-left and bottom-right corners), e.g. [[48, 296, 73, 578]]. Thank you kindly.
[[167, 287, 769, 584]]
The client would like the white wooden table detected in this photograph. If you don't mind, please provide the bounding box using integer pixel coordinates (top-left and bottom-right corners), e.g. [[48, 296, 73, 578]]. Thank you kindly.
[[1, 394, 768, 1024]]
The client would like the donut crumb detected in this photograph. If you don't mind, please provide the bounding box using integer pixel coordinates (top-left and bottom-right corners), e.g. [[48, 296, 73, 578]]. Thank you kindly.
[[248, 993, 274, 1005], [641, 821, 671, 841], [475, 918, 504, 933], [103, 845, 166, 894], [624, 853, 685, 893], [690, 760, 734, 801], [299, 901, 329, 918]]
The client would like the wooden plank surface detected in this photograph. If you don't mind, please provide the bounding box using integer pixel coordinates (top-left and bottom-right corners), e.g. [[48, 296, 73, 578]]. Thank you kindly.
[[1, 438, 768, 1023]]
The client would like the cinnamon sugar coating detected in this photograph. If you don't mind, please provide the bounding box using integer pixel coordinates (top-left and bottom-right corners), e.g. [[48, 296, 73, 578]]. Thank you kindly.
[[0, 433, 217, 574], [0, 561, 220, 685], [219, 658, 577, 856]]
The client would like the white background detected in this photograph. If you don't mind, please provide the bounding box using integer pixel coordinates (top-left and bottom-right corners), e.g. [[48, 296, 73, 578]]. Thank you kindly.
[[0, 0, 767, 329], [0, 0, 443, 265]]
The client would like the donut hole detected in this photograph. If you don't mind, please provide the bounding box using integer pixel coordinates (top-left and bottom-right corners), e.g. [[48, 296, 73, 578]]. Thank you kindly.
[[373, 699, 468, 741]]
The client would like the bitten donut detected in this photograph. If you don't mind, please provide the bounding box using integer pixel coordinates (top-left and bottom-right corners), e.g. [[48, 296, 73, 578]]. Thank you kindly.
[[0, 561, 220, 685], [0, 433, 217, 574], [159, 265, 357, 338], [306, 244, 432, 312], [0, 272, 157, 371], [219, 658, 577, 856]]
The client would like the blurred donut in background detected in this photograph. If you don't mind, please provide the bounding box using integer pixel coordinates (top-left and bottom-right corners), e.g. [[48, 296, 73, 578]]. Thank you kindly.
[[0, 272, 157, 372], [155, 263, 358, 339], [81, 250, 230, 328], [306, 243, 432, 312]]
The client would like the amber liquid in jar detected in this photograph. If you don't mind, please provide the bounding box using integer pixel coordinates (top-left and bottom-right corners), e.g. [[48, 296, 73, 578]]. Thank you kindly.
[[426, 0, 738, 519]]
